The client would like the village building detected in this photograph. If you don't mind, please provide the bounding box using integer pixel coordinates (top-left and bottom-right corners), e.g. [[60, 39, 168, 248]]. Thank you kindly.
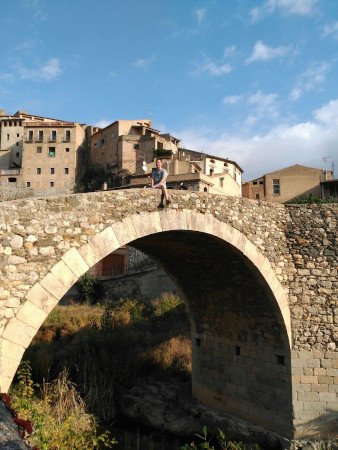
[[127, 148, 243, 196], [0, 110, 96, 193], [242, 164, 333, 203], [90, 119, 180, 174]]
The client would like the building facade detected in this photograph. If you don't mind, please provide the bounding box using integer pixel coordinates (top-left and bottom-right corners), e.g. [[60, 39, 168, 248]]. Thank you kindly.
[[90, 119, 180, 174], [128, 148, 243, 196], [242, 164, 332, 203], [0, 110, 95, 193], [20, 121, 88, 193]]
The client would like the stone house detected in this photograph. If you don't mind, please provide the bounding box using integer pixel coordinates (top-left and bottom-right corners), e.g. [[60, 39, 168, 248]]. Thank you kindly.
[[127, 148, 243, 196], [90, 119, 180, 174], [0, 110, 96, 194], [242, 164, 333, 203]]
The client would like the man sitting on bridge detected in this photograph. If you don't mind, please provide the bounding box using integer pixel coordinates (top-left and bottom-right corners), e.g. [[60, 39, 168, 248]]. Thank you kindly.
[[151, 158, 171, 208]]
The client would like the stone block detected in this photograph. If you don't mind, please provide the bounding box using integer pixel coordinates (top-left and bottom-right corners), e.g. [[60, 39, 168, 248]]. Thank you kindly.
[[2, 317, 37, 348], [61, 247, 89, 278], [0, 338, 25, 362], [88, 234, 109, 260], [319, 392, 336, 402], [50, 260, 78, 289], [111, 220, 133, 246], [78, 243, 99, 268], [318, 376, 334, 384], [300, 375, 318, 384], [26, 283, 58, 314], [99, 227, 120, 253], [310, 384, 329, 393], [40, 272, 68, 300], [0, 355, 21, 382], [121, 216, 139, 242], [298, 391, 319, 401], [16, 301, 47, 329], [0, 374, 13, 393]]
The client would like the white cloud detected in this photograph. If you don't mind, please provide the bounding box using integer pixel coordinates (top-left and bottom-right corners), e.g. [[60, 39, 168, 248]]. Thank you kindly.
[[223, 46, 236, 57], [94, 119, 112, 128], [290, 61, 330, 100], [16, 58, 62, 81], [192, 55, 232, 76], [223, 95, 242, 105], [323, 21, 338, 40], [176, 98, 338, 181], [246, 41, 292, 63], [0, 73, 14, 82], [250, 0, 318, 22], [193, 8, 206, 24], [133, 56, 155, 69]]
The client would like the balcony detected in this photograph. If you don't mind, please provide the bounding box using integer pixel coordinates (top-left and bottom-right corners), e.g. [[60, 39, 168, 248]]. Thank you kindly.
[[0, 169, 21, 175]]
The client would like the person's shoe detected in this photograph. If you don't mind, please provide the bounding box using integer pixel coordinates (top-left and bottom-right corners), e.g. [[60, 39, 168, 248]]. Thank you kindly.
[[166, 198, 171, 205], [158, 202, 165, 209]]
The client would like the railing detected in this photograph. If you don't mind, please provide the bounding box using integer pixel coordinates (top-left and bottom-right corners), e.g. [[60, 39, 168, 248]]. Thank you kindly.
[[0, 169, 21, 175]]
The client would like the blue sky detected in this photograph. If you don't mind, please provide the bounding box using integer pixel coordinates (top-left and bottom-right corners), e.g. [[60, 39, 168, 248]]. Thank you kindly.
[[1, 0, 337, 180]]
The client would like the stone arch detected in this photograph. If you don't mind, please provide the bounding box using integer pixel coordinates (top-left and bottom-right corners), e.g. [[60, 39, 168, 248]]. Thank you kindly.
[[0, 209, 293, 434]]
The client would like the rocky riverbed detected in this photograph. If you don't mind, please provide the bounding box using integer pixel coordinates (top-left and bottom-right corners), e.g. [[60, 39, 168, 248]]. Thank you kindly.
[[117, 376, 290, 449]]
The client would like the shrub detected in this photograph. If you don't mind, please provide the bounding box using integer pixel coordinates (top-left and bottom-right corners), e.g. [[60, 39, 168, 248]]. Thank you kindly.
[[77, 274, 104, 304], [10, 363, 116, 449]]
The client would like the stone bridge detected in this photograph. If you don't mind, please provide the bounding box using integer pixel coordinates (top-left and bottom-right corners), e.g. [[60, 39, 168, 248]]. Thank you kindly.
[[0, 190, 336, 439]]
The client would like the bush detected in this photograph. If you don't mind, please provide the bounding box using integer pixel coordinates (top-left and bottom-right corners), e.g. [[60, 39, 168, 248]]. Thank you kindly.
[[77, 274, 104, 304], [10, 362, 116, 449]]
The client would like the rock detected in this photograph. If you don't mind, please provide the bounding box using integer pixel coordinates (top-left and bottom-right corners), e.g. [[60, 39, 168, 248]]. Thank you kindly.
[[0, 401, 29, 449], [9, 235, 23, 249]]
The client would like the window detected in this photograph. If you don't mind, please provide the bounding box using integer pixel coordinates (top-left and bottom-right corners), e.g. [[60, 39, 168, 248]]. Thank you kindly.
[[48, 147, 56, 157], [36, 147, 42, 153], [253, 181, 258, 185], [28, 130, 33, 141], [224, 162, 228, 167], [65, 168, 69, 174], [38, 130, 43, 142], [16, 142, 19, 146], [65, 147, 70, 152], [259, 180, 264, 185], [101, 138, 105, 144], [219, 177, 224, 187], [210, 159, 215, 163], [8, 177, 17, 183], [16, 134, 19, 137], [157, 142, 163, 150], [37, 168, 41, 175], [256, 194, 260, 200], [51, 130, 57, 141], [50, 181, 54, 187], [27, 182, 31, 187], [204, 187, 208, 192], [50, 168, 55, 174], [273, 179, 280, 195], [16, 152, 19, 158], [65, 130, 71, 141], [210, 168, 214, 176], [6, 134, 9, 140]]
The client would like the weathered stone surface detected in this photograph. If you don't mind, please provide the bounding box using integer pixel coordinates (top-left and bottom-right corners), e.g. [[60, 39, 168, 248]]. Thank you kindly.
[[0, 190, 336, 439], [0, 401, 29, 449]]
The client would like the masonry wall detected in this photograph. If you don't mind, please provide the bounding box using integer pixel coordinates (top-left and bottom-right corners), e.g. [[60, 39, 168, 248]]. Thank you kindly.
[[0, 191, 336, 438]]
